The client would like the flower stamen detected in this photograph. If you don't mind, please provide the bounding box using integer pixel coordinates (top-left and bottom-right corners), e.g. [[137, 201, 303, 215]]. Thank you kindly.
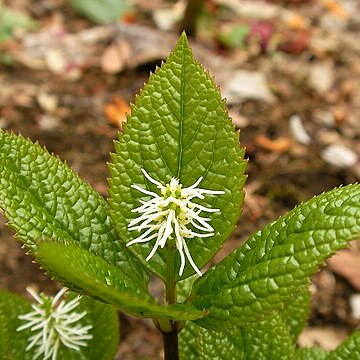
[[128, 168, 224, 276], [17, 287, 92, 359]]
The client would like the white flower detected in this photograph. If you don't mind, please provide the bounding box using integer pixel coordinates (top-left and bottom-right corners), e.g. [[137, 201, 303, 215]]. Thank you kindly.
[[128, 168, 224, 276], [17, 287, 93, 360]]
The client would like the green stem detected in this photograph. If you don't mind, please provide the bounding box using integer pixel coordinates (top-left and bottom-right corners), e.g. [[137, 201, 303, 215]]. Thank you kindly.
[[163, 247, 179, 360], [165, 247, 176, 304]]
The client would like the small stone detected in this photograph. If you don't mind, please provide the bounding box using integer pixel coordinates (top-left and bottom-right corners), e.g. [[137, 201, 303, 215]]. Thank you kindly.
[[37, 92, 58, 113], [289, 114, 311, 145], [45, 48, 67, 74], [350, 294, 360, 319], [321, 144, 358, 168], [223, 70, 275, 104], [38, 114, 59, 131], [308, 61, 334, 95]]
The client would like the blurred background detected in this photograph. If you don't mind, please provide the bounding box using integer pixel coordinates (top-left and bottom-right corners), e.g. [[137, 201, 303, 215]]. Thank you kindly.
[[1, 0, 360, 358]]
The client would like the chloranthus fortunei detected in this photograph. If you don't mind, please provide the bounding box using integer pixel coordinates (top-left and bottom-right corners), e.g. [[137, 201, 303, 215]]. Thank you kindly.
[[1, 32, 360, 360], [17, 288, 92, 360], [128, 168, 224, 276]]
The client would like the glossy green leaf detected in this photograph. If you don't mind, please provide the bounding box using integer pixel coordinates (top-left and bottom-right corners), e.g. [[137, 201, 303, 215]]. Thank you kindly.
[[37, 241, 205, 321], [280, 287, 311, 341], [295, 348, 328, 360], [179, 321, 200, 360], [178, 275, 201, 360], [190, 185, 360, 330], [238, 315, 295, 360], [0, 291, 36, 359], [0, 290, 119, 359], [109, 32, 246, 280], [197, 314, 295, 360], [0, 130, 148, 290], [70, 294, 120, 360], [198, 328, 245, 360], [327, 329, 360, 359], [177, 274, 199, 303]]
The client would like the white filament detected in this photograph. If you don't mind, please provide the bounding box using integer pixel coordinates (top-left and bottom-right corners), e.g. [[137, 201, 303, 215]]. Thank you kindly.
[[17, 287, 92, 359], [128, 168, 224, 276]]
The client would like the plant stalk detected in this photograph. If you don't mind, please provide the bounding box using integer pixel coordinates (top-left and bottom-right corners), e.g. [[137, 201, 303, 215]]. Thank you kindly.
[[163, 329, 179, 360], [163, 247, 179, 360]]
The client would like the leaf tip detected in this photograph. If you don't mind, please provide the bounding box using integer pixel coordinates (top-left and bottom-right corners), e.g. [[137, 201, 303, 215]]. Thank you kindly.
[[180, 30, 188, 41], [177, 30, 190, 50]]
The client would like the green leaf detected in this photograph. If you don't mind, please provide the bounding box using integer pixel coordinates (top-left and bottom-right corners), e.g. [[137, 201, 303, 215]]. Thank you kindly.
[[0, 290, 120, 359], [295, 348, 328, 360], [177, 274, 199, 303], [238, 315, 295, 360], [69, 0, 130, 24], [198, 328, 245, 360], [178, 275, 201, 360], [37, 241, 205, 321], [0, 291, 36, 359], [179, 321, 200, 360], [109, 32, 246, 280], [280, 287, 311, 341], [197, 314, 295, 360], [190, 185, 360, 330], [327, 329, 360, 359], [69, 293, 120, 360], [0, 130, 149, 290], [179, 313, 296, 360]]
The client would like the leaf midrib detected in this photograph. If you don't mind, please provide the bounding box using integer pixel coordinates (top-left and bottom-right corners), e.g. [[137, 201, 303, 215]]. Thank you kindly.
[[176, 39, 186, 179]]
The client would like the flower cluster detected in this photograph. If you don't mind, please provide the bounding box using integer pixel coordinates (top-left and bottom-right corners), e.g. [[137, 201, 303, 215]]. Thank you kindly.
[[128, 168, 224, 276], [17, 287, 92, 359]]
